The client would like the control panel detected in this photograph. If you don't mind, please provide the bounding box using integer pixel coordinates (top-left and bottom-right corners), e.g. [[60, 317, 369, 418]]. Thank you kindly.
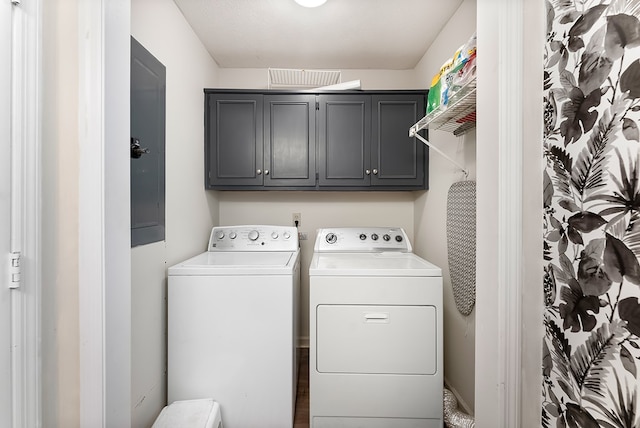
[[208, 225, 299, 251], [314, 227, 412, 252]]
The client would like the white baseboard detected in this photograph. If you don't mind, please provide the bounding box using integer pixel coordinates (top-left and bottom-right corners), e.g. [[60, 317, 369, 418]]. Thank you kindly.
[[297, 336, 309, 349]]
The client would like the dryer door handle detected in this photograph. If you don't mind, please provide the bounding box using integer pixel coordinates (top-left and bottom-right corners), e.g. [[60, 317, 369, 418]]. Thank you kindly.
[[363, 312, 389, 323]]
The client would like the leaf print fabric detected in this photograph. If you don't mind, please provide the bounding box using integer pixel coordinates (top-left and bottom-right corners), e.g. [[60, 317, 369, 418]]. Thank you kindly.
[[543, 1, 640, 427]]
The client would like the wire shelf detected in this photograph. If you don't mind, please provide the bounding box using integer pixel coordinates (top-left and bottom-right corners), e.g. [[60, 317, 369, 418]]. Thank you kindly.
[[409, 79, 476, 137], [408, 78, 476, 177]]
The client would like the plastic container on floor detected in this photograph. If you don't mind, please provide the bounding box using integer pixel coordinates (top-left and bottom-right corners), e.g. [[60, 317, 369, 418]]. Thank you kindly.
[[152, 399, 223, 428]]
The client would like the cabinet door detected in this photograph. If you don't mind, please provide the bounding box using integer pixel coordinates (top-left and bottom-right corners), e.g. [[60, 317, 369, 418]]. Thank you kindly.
[[371, 95, 426, 188], [318, 94, 371, 187], [264, 95, 316, 187], [206, 93, 263, 187]]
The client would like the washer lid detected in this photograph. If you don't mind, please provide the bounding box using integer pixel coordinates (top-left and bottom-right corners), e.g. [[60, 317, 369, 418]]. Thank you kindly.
[[168, 250, 298, 275], [309, 252, 442, 277]]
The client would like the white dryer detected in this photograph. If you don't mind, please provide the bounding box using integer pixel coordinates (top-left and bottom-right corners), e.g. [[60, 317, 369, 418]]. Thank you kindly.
[[309, 227, 443, 428], [168, 225, 300, 428]]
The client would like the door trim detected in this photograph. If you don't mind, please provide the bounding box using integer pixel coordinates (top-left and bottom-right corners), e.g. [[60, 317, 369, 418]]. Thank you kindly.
[[78, 1, 131, 426], [10, 1, 42, 426], [476, 0, 544, 426], [476, 0, 526, 426]]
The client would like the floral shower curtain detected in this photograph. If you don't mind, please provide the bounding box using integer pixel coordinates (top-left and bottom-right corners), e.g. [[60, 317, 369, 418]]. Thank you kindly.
[[543, 0, 640, 426]]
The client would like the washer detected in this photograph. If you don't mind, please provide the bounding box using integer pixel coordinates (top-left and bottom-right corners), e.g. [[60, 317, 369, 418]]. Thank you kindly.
[[168, 225, 300, 428], [309, 227, 443, 428]]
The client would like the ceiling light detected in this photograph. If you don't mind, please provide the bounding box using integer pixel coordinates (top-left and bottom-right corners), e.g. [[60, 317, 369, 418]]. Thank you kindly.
[[294, 0, 327, 7]]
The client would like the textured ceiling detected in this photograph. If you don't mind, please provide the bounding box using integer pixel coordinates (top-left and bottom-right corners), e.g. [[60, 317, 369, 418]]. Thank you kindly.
[[173, 0, 464, 70]]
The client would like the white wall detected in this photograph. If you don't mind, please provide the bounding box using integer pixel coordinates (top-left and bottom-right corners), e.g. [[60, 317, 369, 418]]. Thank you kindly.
[[39, 1, 220, 426], [42, 1, 134, 425], [217, 68, 419, 90], [218, 191, 416, 346], [411, 0, 477, 413], [41, 1, 81, 425], [130, 1, 220, 426]]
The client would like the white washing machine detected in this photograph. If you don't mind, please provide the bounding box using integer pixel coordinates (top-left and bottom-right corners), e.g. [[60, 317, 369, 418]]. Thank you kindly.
[[168, 225, 300, 428], [309, 227, 443, 428]]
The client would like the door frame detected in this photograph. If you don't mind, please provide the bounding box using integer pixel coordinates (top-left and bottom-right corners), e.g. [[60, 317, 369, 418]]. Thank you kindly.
[[475, 0, 544, 427], [9, 1, 43, 426], [77, 1, 131, 427], [76, 0, 545, 426], [1, 1, 13, 425]]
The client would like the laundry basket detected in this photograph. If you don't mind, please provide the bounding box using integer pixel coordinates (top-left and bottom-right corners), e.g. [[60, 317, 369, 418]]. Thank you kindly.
[[152, 398, 223, 428]]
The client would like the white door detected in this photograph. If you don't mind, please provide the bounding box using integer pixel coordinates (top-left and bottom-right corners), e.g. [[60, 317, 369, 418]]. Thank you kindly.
[[0, 0, 13, 426]]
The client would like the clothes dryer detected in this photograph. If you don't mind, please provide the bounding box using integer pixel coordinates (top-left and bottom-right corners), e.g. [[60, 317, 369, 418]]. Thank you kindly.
[[168, 225, 300, 428], [309, 227, 443, 428]]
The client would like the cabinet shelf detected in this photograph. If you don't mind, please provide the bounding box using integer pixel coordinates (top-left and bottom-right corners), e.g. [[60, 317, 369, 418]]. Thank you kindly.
[[409, 79, 476, 137]]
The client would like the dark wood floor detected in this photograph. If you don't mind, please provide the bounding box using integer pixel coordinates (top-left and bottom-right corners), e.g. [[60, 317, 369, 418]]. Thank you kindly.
[[294, 348, 310, 428]]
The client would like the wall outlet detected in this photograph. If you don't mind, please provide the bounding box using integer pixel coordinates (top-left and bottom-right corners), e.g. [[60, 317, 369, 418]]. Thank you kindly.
[[292, 212, 301, 227]]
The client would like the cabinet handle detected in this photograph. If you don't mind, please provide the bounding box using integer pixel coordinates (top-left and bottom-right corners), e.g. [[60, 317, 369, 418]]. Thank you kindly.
[[373, 169, 378, 175], [365, 169, 371, 175], [256, 169, 262, 175], [265, 169, 270, 175]]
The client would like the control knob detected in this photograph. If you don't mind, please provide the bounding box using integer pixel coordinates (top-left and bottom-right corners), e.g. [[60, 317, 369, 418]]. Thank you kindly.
[[371, 233, 379, 241], [229, 232, 237, 239], [248, 230, 260, 241], [359, 234, 367, 240], [216, 231, 225, 240], [395, 235, 403, 242], [271, 232, 279, 239], [326, 233, 337, 244], [383, 234, 390, 241]]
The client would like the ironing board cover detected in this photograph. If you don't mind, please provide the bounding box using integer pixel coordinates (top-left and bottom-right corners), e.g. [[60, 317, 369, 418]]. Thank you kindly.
[[446, 180, 476, 316]]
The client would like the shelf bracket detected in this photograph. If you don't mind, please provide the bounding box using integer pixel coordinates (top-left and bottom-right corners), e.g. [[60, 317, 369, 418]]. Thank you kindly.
[[413, 133, 469, 178]]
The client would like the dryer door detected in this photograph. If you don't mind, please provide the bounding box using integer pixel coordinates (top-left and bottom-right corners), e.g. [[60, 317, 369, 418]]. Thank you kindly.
[[316, 304, 437, 375]]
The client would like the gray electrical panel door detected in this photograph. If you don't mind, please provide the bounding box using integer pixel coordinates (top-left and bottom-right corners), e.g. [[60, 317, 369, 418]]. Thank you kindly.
[[130, 37, 166, 247], [206, 93, 264, 187], [318, 94, 371, 187], [264, 95, 316, 187], [372, 95, 425, 187]]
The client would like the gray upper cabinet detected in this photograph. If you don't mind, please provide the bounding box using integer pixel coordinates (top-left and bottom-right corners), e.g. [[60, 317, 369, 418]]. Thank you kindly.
[[264, 95, 316, 187], [204, 89, 427, 191], [371, 94, 425, 187], [318, 94, 371, 187], [206, 93, 263, 187], [318, 93, 425, 189]]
